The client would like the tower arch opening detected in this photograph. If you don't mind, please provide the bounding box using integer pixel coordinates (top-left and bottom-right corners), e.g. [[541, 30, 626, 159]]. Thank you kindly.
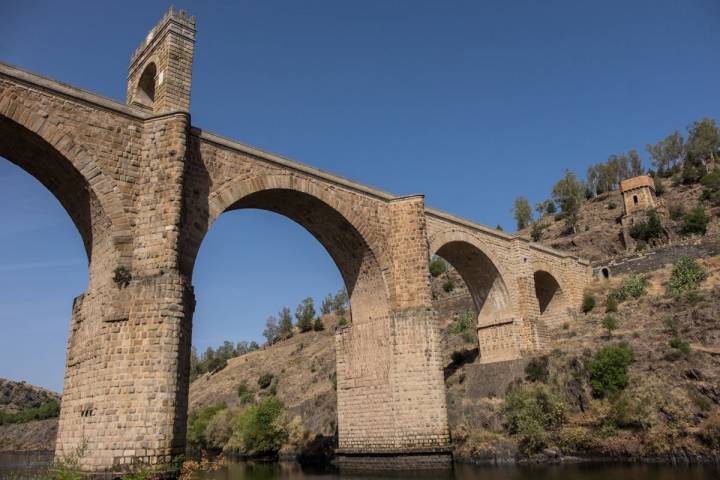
[[134, 62, 157, 108]]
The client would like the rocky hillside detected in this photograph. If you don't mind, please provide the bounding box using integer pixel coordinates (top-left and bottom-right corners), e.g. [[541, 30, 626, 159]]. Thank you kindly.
[[519, 179, 720, 261], [0, 379, 60, 453], [448, 256, 720, 462], [0, 379, 59, 414]]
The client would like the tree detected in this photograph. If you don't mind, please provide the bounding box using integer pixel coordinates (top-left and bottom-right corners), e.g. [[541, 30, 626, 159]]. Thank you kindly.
[[429, 256, 448, 277], [646, 130, 684, 175], [333, 288, 349, 319], [295, 297, 316, 332], [686, 118, 719, 170], [552, 170, 585, 232], [313, 317, 325, 331], [263, 316, 279, 345], [628, 149, 644, 176], [277, 307, 293, 340], [512, 196, 533, 230], [320, 294, 334, 315], [602, 315, 618, 337]]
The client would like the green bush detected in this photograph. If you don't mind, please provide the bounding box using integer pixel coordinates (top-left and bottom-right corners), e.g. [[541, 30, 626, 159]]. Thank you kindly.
[[524, 355, 549, 383], [229, 397, 287, 456], [187, 404, 226, 446], [601, 316, 618, 337], [581, 294, 596, 313], [337, 317, 348, 327], [605, 295, 618, 313], [257, 373, 274, 390], [429, 257, 447, 277], [669, 336, 691, 357], [667, 257, 708, 299], [449, 310, 477, 344], [608, 274, 647, 304], [588, 343, 634, 398], [629, 209, 663, 243], [700, 169, 720, 190], [530, 221, 549, 242], [0, 400, 60, 425], [312, 317, 325, 331], [500, 384, 567, 454], [681, 207, 708, 236], [237, 382, 254, 405], [607, 202, 617, 210], [112, 266, 132, 288], [669, 203, 685, 221], [442, 280, 454, 293]]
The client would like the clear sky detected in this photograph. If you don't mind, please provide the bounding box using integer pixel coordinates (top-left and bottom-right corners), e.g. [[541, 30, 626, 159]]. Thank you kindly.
[[1, 0, 718, 391]]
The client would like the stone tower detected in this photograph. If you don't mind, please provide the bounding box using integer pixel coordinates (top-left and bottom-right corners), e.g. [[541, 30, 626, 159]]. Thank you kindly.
[[127, 7, 196, 113]]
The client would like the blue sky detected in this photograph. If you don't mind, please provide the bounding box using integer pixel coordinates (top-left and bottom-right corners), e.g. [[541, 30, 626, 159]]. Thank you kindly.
[[1, 0, 718, 391]]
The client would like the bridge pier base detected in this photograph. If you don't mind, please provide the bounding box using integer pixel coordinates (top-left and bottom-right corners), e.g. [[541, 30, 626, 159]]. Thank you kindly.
[[335, 448, 453, 471]]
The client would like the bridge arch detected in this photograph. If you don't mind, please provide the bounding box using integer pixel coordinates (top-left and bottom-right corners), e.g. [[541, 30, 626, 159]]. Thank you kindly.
[[0, 100, 121, 287], [533, 269, 569, 328], [429, 230, 519, 361], [187, 173, 391, 326]]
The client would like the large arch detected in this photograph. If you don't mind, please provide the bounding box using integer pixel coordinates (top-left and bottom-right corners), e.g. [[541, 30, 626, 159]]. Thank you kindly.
[[184, 172, 392, 326], [0, 109, 118, 287], [429, 230, 519, 363], [533, 270, 569, 329]]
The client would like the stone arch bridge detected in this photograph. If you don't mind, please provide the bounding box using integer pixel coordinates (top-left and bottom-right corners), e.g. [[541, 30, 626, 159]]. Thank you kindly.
[[0, 8, 589, 474]]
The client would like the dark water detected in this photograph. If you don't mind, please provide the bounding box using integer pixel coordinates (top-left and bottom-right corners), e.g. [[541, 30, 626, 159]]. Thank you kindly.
[[2, 454, 719, 480]]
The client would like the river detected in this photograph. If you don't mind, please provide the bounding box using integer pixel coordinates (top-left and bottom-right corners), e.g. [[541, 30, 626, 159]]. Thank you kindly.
[[1, 453, 718, 479]]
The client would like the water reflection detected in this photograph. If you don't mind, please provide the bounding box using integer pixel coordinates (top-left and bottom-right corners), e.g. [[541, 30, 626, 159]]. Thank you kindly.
[[1, 454, 718, 480]]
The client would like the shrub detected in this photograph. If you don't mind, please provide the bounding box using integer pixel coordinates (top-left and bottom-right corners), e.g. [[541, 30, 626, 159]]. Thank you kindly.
[[653, 176, 666, 196], [667, 257, 708, 297], [607, 202, 617, 210], [557, 427, 597, 454], [524, 355, 549, 383], [700, 169, 720, 190], [629, 209, 663, 243], [581, 294, 596, 313], [257, 373, 274, 390], [449, 310, 477, 344], [442, 280, 454, 293], [588, 343, 634, 398], [228, 397, 287, 456], [601, 316, 618, 337], [337, 317, 348, 327], [187, 404, 226, 446], [500, 383, 567, 454], [312, 317, 325, 331], [605, 295, 618, 313], [669, 203, 685, 221], [530, 221, 548, 242], [112, 266, 131, 288], [608, 274, 647, 304], [603, 391, 653, 431], [680, 207, 708, 236], [0, 400, 60, 425], [237, 382, 254, 405], [669, 337, 691, 358], [697, 415, 720, 450], [429, 257, 447, 277], [204, 407, 236, 449]]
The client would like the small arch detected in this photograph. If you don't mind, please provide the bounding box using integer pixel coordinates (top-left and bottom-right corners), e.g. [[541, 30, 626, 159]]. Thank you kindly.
[[429, 232, 518, 363], [135, 63, 157, 107], [533, 270, 569, 328]]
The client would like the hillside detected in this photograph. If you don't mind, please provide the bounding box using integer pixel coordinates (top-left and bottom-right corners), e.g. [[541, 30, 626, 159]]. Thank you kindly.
[[519, 179, 720, 261], [187, 253, 720, 462], [0, 379, 60, 453]]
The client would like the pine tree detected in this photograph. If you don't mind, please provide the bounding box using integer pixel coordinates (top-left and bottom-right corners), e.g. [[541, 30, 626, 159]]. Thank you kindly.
[[295, 297, 316, 332], [277, 307, 293, 340]]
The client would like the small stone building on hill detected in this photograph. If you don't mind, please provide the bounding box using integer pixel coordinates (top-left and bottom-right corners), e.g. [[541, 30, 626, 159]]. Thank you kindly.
[[619, 175, 667, 249]]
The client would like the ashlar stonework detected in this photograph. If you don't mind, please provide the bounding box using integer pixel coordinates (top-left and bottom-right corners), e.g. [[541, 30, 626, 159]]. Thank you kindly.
[[0, 7, 590, 474]]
